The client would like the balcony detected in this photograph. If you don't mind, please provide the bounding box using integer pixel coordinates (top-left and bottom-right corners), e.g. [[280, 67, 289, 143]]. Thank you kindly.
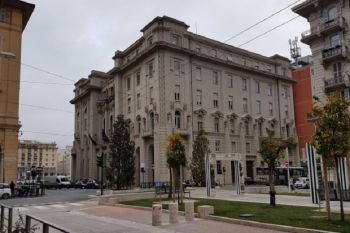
[[324, 74, 350, 93], [322, 45, 347, 64], [142, 129, 154, 139], [320, 16, 344, 35], [301, 27, 319, 45]]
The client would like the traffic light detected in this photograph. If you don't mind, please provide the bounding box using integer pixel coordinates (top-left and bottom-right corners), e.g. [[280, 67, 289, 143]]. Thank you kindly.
[[96, 154, 103, 167]]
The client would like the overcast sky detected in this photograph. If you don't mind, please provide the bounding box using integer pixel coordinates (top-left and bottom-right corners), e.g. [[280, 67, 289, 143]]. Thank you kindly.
[[18, 0, 310, 149]]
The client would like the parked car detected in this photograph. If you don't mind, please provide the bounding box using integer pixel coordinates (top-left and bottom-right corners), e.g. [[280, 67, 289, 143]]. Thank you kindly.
[[244, 177, 256, 185], [295, 177, 309, 189], [0, 183, 11, 199]]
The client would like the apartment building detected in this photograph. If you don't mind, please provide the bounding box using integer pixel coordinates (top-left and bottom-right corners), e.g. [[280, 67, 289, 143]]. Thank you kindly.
[[71, 16, 298, 185], [17, 140, 58, 179], [0, 0, 34, 182], [293, 0, 350, 184], [57, 145, 72, 177]]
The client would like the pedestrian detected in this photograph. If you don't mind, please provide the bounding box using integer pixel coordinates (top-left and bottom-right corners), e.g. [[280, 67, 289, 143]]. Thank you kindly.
[[9, 181, 15, 197]]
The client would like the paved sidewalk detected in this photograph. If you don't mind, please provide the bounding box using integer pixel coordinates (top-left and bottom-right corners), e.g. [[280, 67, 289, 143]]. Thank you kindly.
[[190, 187, 350, 213], [16, 201, 284, 233]]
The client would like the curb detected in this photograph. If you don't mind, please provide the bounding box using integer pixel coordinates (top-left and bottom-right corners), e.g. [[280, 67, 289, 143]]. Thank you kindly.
[[116, 204, 335, 233]]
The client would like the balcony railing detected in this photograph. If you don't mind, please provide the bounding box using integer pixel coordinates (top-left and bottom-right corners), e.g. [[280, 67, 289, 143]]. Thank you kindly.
[[301, 27, 319, 45], [324, 74, 350, 92], [320, 16, 344, 34], [322, 45, 347, 63]]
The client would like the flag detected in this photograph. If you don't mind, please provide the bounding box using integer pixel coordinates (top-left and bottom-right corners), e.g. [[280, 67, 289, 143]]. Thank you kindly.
[[88, 134, 97, 146], [102, 129, 110, 144]]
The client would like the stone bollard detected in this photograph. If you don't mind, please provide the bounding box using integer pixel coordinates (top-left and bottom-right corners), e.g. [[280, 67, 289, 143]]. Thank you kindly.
[[184, 201, 194, 221], [198, 205, 214, 218], [152, 204, 162, 226], [168, 202, 179, 224]]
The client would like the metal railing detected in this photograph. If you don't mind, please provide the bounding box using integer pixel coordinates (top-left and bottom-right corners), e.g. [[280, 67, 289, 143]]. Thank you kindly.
[[323, 45, 343, 59], [25, 215, 72, 233], [324, 74, 350, 88], [0, 204, 13, 233]]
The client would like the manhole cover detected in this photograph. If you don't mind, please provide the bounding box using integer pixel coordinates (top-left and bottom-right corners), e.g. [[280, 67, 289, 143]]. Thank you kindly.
[[239, 214, 255, 218]]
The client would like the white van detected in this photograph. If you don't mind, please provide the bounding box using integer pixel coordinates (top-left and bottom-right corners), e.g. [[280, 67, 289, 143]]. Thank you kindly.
[[43, 176, 71, 188]]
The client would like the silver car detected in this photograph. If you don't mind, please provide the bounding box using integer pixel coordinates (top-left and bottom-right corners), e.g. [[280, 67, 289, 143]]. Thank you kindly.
[[0, 183, 11, 199]]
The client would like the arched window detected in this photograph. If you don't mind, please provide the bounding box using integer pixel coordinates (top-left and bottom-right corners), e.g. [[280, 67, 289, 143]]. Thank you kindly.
[[328, 7, 337, 21], [175, 111, 181, 129], [137, 117, 141, 134]]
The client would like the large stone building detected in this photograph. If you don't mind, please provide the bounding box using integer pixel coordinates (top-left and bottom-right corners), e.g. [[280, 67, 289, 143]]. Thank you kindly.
[[17, 140, 58, 179], [293, 0, 350, 184], [0, 0, 34, 182], [57, 145, 72, 178], [71, 16, 299, 185]]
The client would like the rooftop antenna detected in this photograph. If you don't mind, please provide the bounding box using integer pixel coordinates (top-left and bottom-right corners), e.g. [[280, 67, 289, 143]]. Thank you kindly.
[[289, 36, 301, 66]]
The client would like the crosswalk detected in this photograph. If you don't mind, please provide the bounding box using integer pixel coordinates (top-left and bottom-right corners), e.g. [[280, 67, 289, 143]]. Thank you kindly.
[[16, 202, 88, 213]]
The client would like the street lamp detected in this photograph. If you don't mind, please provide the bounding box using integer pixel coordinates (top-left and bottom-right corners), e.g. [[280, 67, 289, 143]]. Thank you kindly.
[[0, 51, 16, 59]]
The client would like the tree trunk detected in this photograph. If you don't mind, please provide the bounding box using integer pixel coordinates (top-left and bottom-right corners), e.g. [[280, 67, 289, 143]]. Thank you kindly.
[[180, 165, 183, 204], [269, 167, 276, 206], [335, 159, 345, 222], [169, 168, 172, 199], [323, 162, 331, 220]]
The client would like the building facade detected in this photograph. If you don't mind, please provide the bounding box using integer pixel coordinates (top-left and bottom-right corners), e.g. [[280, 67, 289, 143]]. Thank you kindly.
[[0, 0, 34, 183], [71, 16, 299, 185], [57, 145, 72, 178], [17, 140, 58, 179], [292, 56, 315, 166], [293, 0, 350, 184]]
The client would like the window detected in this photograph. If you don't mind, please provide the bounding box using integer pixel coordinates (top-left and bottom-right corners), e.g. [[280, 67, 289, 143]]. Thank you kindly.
[[136, 71, 141, 86], [246, 142, 251, 153], [197, 90, 202, 105], [211, 49, 217, 57], [150, 112, 155, 130], [286, 124, 290, 137], [228, 75, 233, 88], [175, 85, 180, 102], [148, 62, 153, 78], [84, 118, 87, 130], [127, 98, 131, 113], [333, 62, 342, 78], [242, 78, 247, 91], [258, 122, 263, 137], [269, 102, 273, 116], [231, 142, 236, 152], [215, 141, 221, 152], [230, 120, 235, 133], [174, 60, 180, 75], [245, 121, 249, 135], [195, 45, 201, 52], [175, 111, 181, 129], [327, 7, 338, 21], [127, 76, 131, 90], [256, 80, 260, 93], [216, 160, 222, 174], [171, 34, 181, 46], [137, 93, 141, 110], [256, 100, 261, 114], [213, 93, 218, 108], [282, 86, 289, 98], [243, 98, 248, 113], [195, 67, 201, 81], [267, 84, 272, 96], [285, 105, 289, 118], [228, 96, 234, 110], [137, 118, 141, 134], [198, 116, 203, 131], [213, 71, 218, 85], [149, 87, 154, 104], [330, 34, 341, 47], [147, 36, 153, 46], [214, 118, 220, 132]]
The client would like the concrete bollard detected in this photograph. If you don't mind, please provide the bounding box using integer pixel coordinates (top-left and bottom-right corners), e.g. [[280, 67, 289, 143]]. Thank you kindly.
[[152, 204, 162, 226], [198, 205, 214, 218], [168, 202, 179, 224], [184, 201, 194, 221]]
